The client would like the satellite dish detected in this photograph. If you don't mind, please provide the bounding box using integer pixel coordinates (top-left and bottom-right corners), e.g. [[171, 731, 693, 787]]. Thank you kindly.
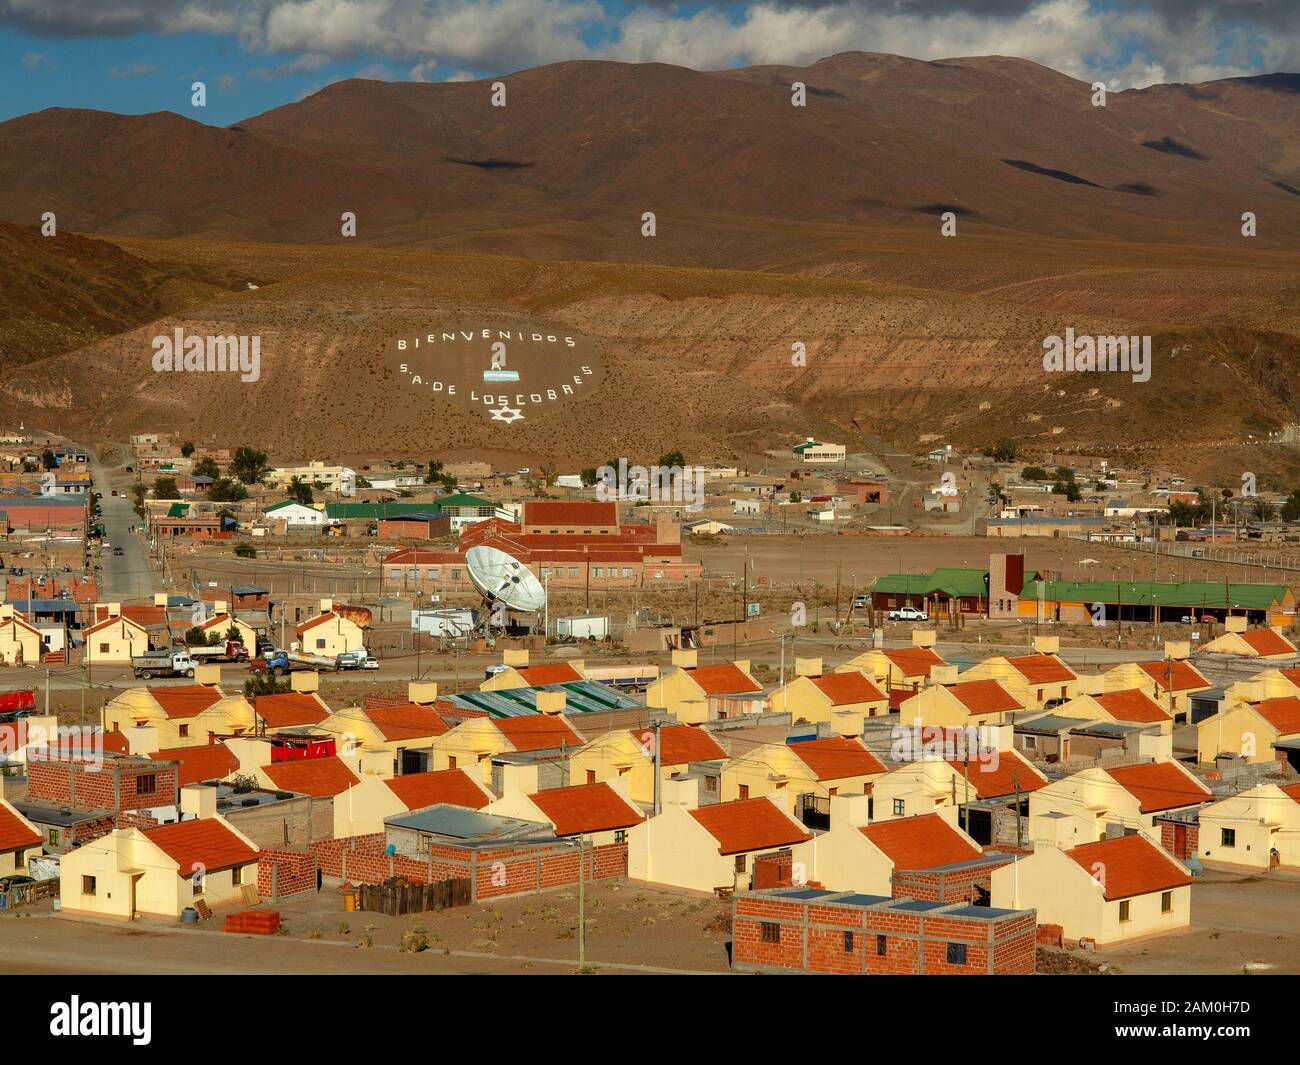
[[466, 546, 547, 613]]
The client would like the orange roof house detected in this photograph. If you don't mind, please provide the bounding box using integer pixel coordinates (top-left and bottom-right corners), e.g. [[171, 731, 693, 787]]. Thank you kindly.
[[525, 782, 644, 837], [261, 755, 359, 798], [149, 743, 240, 786], [384, 769, 493, 811], [646, 650, 763, 723], [253, 692, 330, 731]]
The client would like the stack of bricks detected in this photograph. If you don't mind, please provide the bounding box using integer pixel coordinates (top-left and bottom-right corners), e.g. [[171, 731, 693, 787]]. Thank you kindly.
[[732, 887, 1037, 975], [224, 910, 281, 935]]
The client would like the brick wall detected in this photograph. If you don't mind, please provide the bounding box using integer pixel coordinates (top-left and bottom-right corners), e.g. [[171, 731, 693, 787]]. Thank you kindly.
[[258, 849, 318, 900], [892, 855, 1015, 904], [733, 890, 1037, 975], [27, 756, 178, 813], [309, 834, 627, 901]]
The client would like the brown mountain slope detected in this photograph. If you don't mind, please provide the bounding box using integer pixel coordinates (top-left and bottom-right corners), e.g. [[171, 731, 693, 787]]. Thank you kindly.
[[1, 54, 1299, 264]]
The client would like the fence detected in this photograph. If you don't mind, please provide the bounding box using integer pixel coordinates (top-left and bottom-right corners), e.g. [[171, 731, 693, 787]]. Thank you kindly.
[[0, 878, 58, 910], [1068, 534, 1300, 575], [357, 876, 471, 915]]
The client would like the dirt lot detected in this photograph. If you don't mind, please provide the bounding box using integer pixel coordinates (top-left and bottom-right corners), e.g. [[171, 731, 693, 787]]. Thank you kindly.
[[0, 881, 733, 975]]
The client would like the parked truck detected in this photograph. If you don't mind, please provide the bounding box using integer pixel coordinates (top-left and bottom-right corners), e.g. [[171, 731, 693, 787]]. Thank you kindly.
[[555, 614, 610, 642], [251, 649, 368, 676], [185, 640, 250, 663], [132, 650, 198, 680]]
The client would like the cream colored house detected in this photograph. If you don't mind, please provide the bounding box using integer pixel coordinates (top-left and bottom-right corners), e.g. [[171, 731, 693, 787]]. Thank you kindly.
[[897, 670, 1024, 729], [334, 766, 493, 838], [1028, 760, 1212, 845], [1196, 695, 1300, 764], [1198, 783, 1300, 871], [0, 798, 44, 876], [1201, 616, 1297, 660], [1103, 647, 1211, 723], [84, 608, 150, 664], [59, 806, 259, 922], [429, 713, 585, 785], [837, 631, 945, 697], [627, 786, 811, 893], [992, 831, 1192, 946], [798, 803, 984, 896], [569, 723, 727, 805], [720, 737, 885, 814], [489, 770, 643, 844], [0, 605, 42, 665], [195, 610, 258, 653], [295, 600, 366, 657], [480, 649, 586, 691], [871, 747, 1047, 826], [960, 640, 1079, 710], [323, 682, 450, 772], [103, 672, 248, 750], [645, 649, 763, 724], [768, 657, 887, 732]]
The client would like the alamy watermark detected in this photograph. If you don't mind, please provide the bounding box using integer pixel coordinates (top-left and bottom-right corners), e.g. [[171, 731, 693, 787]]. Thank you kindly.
[[890, 723, 1001, 772], [152, 328, 261, 383], [1042, 328, 1150, 383], [595, 458, 705, 512]]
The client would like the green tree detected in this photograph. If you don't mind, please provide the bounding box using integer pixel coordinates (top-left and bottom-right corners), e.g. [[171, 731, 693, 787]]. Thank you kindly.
[[207, 478, 248, 502], [230, 446, 269, 485], [1280, 490, 1300, 522], [580, 468, 599, 487], [153, 476, 178, 499], [1053, 479, 1082, 503], [130, 483, 147, 519], [180, 441, 195, 458], [40, 448, 57, 471], [1021, 466, 1049, 481], [233, 542, 257, 558], [986, 438, 1017, 463], [244, 673, 291, 698], [288, 476, 314, 505], [193, 457, 221, 479], [657, 451, 686, 470]]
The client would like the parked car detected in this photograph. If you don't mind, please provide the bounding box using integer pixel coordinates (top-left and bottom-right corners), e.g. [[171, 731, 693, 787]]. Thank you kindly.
[[852, 594, 871, 609], [1043, 697, 1069, 710], [113, 546, 124, 556], [887, 606, 929, 622], [1180, 614, 1216, 624], [361, 656, 379, 670]]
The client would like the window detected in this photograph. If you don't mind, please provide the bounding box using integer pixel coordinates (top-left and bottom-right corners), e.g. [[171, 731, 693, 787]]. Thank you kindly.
[[1022, 735, 1037, 751], [586, 769, 596, 785], [893, 798, 905, 816], [946, 942, 967, 965], [49, 829, 61, 847], [738, 784, 749, 800], [193, 877, 204, 896], [594, 568, 603, 578], [734, 854, 747, 873], [876, 934, 887, 956], [178, 724, 189, 738], [315, 639, 326, 650], [82, 875, 96, 896], [448, 756, 457, 769], [99, 643, 110, 654], [232, 865, 244, 886], [843, 930, 854, 953], [1118, 900, 1131, 923], [760, 922, 780, 943], [1161, 891, 1172, 913], [613, 830, 627, 844], [137, 773, 157, 796], [705, 775, 718, 793], [1221, 827, 1236, 848]]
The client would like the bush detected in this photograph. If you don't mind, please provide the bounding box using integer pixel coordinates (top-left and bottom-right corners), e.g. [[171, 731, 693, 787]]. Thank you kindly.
[[233, 542, 256, 558]]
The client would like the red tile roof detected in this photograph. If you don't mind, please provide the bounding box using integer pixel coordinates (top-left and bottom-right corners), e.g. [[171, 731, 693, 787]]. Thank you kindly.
[[295, 611, 350, 637], [946, 679, 1022, 717], [363, 702, 451, 742], [883, 647, 944, 678], [143, 817, 259, 874], [1007, 654, 1077, 685], [149, 743, 239, 786], [1239, 629, 1296, 656], [84, 614, 147, 637], [263, 756, 359, 797], [515, 663, 583, 685], [1137, 660, 1209, 692], [689, 797, 812, 855], [1252, 697, 1300, 736], [255, 693, 329, 729], [859, 813, 982, 869], [945, 748, 1047, 799], [1093, 689, 1170, 724], [151, 685, 223, 720], [790, 737, 886, 780], [0, 802, 42, 852], [1282, 782, 1300, 805], [1104, 762, 1211, 813], [685, 663, 762, 697], [528, 782, 644, 836], [493, 715, 584, 752], [630, 724, 727, 765], [808, 671, 887, 706], [385, 769, 490, 811], [1066, 835, 1193, 900]]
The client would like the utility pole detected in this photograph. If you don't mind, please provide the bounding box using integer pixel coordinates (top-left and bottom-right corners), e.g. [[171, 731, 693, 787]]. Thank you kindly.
[[652, 718, 662, 817], [577, 832, 587, 970]]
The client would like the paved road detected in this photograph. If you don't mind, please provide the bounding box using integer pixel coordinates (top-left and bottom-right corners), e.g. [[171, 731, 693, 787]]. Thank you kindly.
[[92, 449, 156, 602]]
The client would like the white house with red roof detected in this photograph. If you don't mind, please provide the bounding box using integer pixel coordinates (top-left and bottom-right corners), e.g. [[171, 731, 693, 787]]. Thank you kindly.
[[720, 736, 886, 816], [628, 789, 811, 893], [59, 814, 260, 921], [646, 648, 763, 724], [294, 598, 366, 657], [1198, 782, 1300, 871], [489, 773, 644, 844], [992, 830, 1193, 945], [769, 657, 888, 731], [960, 638, 1080, 709], [334, 767, 494, 838], [480, 649, 587, 691], [1201, 618, 1297, 660], [1029, 760, 1212, 846], [0, 797, 43, 877], [1103, 647, 1212, 723], [898, 669, 1025, 729], [570, 721, 729, 805]]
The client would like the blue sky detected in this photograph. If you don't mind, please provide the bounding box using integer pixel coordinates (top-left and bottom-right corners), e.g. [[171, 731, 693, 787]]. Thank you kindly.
[[2, 0, 1297, 127]]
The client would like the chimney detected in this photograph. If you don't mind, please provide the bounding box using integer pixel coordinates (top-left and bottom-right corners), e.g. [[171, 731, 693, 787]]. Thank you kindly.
[[1032, 811, 1077, 851], [180, 784, 218, 820], [660, 776, 699, 810], [795, 656, 823, 678], [499, 762, 540, 798], [106, 602, 122, 618], [929, 663, 959, 685], [830, 709, 864, 737], [291, 671, 319, 694], [214, 600, 228, 616], [153, 592, 168, 607], [734, 659, 750, 675], [912, 629, 937, 648], [194, 663, 221, 687], [351, 746, 391, 779], [1236, 679, 1265, 704], [503, 649, 529, 668], [829, 793, 870, 829], [655, 511, 677, 545], [1225, 616, 1248, 634], [319, 597, 333, 615], [1032, 635, 1060, 655], [1164, 640, 1190, 661], [408, 681, 438, 705], [1075, 673, 1104, 696], [122, 724, 160, 756], [536, 690, 566, 715], [671, 648, 698, 669]]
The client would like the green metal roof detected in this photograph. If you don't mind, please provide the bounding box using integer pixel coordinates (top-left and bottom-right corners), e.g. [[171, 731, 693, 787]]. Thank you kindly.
[[264, 499, 313, 513], [166, 502, 190, 518], [434, 493, 494, 509], [325, 501, 443, 520], [1023, 579, 1292, 610], [873, 568, 990, 598]]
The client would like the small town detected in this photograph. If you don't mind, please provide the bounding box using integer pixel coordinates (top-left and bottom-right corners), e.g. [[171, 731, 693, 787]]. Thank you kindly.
[[0, 427, 1297, 983]]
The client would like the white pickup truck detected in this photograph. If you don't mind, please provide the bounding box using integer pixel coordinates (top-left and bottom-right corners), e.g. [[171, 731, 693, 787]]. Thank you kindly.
[[887, 606, 929, 622]]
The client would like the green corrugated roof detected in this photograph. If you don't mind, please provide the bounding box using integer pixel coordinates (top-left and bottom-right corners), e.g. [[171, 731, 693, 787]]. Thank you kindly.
[[325, 501, 442, 519], [166, 502, 190, 518], [265, 499, 314, 513], [1024, 579, 1291, 610], [873, 568, 989, 598], [435, 493, 493, 508]]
